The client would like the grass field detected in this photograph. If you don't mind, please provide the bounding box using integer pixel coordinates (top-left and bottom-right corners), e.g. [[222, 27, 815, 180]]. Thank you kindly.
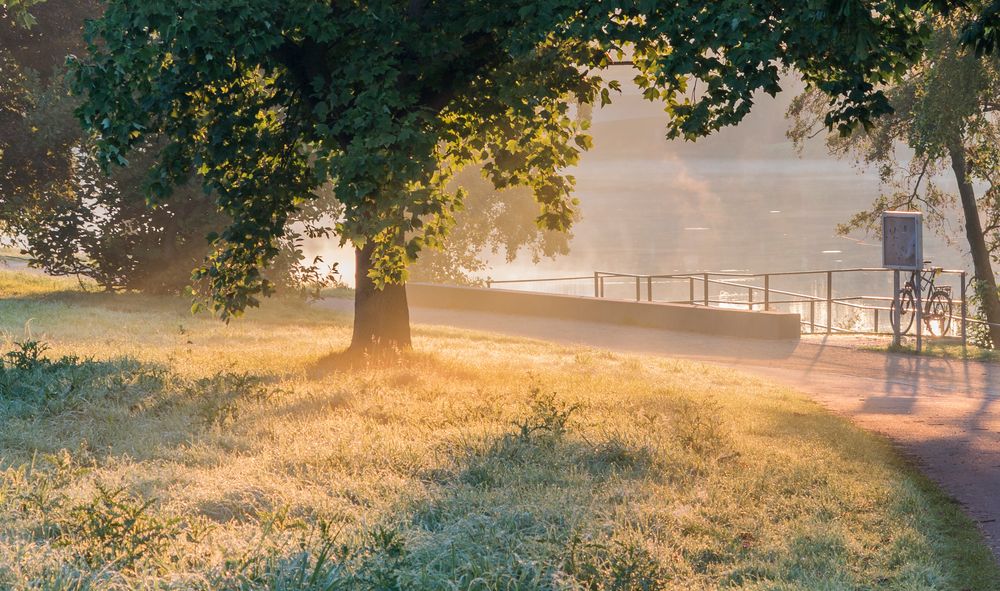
[[0, 270, 997, 590]]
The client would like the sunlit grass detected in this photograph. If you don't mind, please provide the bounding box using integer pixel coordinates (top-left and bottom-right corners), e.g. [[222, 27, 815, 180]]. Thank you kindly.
[[865, 338, 1000, 362], [0, 269, 996, 589]]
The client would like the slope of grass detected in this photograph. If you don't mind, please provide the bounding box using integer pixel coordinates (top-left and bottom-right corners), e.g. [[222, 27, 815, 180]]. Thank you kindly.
[[0, 269, 996, 590]]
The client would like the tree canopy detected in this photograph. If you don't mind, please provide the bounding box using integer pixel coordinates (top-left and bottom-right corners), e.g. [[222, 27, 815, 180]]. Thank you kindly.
[[788, 9, 1000, 345], [68, 0, 987, 351]]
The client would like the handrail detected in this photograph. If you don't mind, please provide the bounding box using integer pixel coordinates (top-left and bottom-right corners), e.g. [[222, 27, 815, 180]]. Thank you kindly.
[[486, 266, 979, 347]]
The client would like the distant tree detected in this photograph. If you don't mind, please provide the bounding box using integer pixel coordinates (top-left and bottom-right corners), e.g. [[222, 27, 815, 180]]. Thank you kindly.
[[408, 167, 572, 286], [0, 1, 334, 295], [788, 10, 1000, 346], [72, 0, 949, 353]]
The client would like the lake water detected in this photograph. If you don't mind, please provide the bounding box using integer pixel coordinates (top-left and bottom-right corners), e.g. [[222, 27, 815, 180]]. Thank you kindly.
[[307, 85, 971, 310]]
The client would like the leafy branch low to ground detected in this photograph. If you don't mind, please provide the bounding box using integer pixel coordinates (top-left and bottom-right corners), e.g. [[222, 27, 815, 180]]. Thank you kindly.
[[0, 269, 996, 589]]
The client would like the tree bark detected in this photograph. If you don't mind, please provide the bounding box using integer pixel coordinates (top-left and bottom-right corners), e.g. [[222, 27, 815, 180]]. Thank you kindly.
[[350, 241, 412, 353], [949, 143, 1000, 346]]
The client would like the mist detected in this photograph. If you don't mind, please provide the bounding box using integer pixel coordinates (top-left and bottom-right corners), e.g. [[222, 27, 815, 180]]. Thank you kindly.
[[306, 76, 969, 289]]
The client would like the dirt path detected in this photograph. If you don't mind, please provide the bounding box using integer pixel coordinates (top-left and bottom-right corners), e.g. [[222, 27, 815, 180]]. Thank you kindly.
[[320, 299, 1000, 557]]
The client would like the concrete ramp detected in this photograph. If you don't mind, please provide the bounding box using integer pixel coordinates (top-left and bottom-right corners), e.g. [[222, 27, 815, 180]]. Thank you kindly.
[[406, 283, 800, 340]]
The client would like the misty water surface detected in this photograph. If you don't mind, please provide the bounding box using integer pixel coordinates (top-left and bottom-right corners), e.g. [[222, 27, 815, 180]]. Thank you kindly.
[[309, 81, 970, 305]]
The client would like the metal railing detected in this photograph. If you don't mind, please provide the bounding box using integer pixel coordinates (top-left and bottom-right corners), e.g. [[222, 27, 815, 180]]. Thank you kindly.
[[487, 267, 990, 346]]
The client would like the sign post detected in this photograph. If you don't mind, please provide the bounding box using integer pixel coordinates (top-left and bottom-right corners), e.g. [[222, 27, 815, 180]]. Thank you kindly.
[[882, 212, 924, 351]]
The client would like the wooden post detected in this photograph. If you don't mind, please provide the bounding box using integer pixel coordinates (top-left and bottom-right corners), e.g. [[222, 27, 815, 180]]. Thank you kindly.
[[826, 271, 833, 334], [810, 301, 816, 333], [764, 275, 770, 311]]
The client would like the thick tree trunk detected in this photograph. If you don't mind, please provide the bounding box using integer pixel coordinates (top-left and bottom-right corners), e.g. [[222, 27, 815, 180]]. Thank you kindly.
[[949, 143, 1000, 346], [350, 241, 412, 353]]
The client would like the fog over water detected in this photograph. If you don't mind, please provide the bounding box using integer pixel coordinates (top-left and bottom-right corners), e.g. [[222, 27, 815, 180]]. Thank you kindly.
[[308, 78, 970, 298]]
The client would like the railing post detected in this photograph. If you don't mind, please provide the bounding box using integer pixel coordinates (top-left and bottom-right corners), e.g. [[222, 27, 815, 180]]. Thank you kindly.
[[487, 279, 492, 289], [914, 268, 923, 353], [600, 276, 605, 298], [635, 276, 641, 302], [594, 272, 599, 298], [689, 277, 695, 305], [874, 308, 879, 334], [748, 287, 754, 311], [647, 277, 653, 302], [892, 270, 900, 347], [826, 271, 833, 334], [961, 271, 968, 353], [703, 273, 710, 307], [810, 301, 816, 333], [764, 274, 770, 311]]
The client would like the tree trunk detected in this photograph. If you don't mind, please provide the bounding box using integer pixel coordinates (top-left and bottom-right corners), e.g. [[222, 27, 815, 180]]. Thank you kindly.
[[350, 241, 412, 353], [949, 143, 1000, 346]]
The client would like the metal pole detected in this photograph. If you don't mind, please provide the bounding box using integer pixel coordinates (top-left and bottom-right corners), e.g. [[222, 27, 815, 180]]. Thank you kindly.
[[826, 271, 833, 334], [764, 274, 770, 311], [594, 272, 599, 298], [961, 271, 968, 353], [748, 287, 754, 311], [647, 277, 653, 302], [914, 269, 923, 353], [703, 273, 710, 307], [689, 277, 695, 305], [810, 301, 816, 333], [874, 308, 879, 334], [635, 277, 641, 302], [892, 270, 900, 347], [600, 276, 605, 298]]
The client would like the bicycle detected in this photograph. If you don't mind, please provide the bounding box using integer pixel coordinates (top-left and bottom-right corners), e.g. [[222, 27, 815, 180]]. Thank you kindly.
[[890, 263, 954, 337]]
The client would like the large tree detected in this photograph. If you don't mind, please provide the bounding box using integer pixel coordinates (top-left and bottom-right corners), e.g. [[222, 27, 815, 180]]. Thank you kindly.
[[72, 0, 951, 352], [788, 9, 1000, 345]]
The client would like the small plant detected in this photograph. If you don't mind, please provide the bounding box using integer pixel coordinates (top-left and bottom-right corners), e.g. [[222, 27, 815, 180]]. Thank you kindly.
[[187, 372, 275, 428], [1, 450, 79, 520], [61, 484, 180, 570], [514, 386, 580, 443], [3, 339, 50, 371], [566, 538, 668, 591], [672, 396, 728, 457]]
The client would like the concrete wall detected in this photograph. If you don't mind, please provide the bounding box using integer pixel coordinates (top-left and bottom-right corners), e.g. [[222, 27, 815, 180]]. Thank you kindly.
[[406, 284, 801, 340]]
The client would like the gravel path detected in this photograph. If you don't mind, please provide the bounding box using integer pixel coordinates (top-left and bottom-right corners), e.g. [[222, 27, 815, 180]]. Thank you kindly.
[[320, 298, 1000, 558]]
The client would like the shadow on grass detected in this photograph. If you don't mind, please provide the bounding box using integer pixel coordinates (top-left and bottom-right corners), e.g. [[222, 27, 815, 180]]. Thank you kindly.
[[225, 398, 672, 590], [307, 347, 482, 383], [0, 287, 346, 333]]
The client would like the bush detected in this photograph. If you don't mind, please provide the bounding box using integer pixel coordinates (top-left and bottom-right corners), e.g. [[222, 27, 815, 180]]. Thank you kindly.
[[970, 280, 995, 349]]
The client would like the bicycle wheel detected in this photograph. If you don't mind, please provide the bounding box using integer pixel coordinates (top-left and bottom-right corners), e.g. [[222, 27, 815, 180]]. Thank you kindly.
[[926, 291, 953, 337], [891, 289, 915, 335]]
